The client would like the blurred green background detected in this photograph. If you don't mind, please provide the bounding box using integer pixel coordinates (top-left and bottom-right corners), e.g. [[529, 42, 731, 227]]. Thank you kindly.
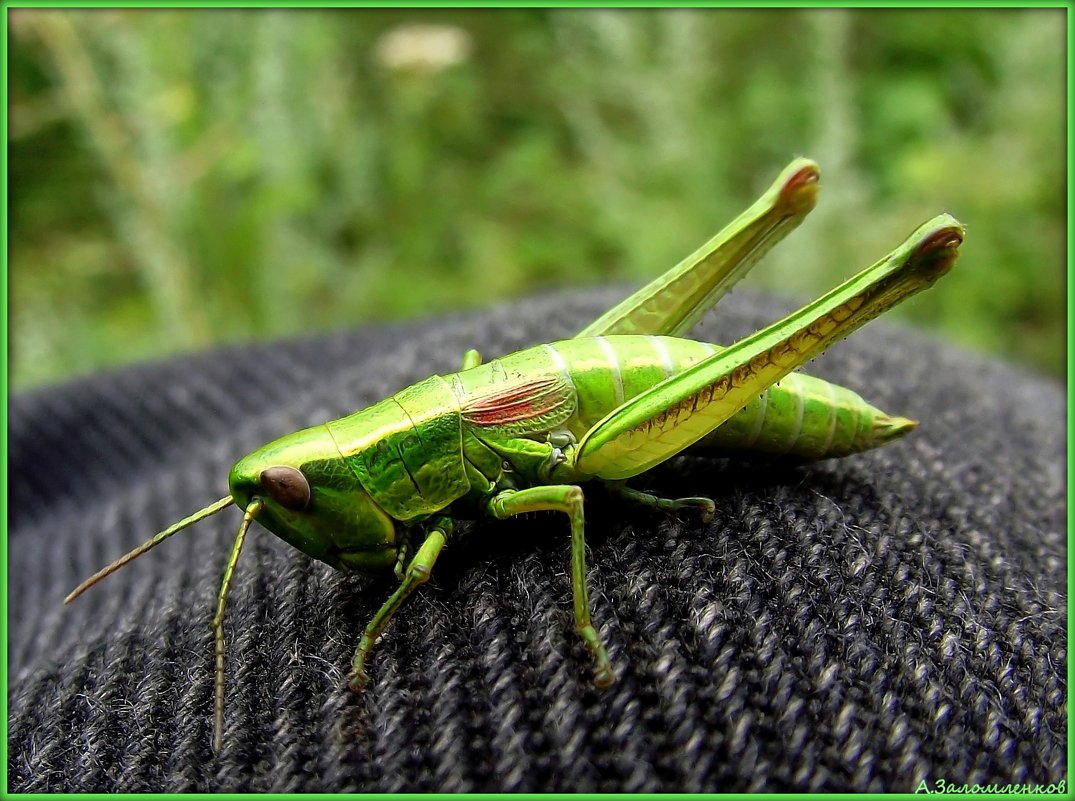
[[9, 8, 1067, 389]]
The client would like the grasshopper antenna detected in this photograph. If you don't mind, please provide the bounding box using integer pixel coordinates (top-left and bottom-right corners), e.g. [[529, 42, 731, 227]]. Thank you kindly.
[[211, 498, 262, 752], [64, 496, 235, 604]]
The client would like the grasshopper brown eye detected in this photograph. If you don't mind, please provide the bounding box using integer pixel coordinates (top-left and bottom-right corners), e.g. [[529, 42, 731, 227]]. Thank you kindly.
[[259, 466, 311, 510]]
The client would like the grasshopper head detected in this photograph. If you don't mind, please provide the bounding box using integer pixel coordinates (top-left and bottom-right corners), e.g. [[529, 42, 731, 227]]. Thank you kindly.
[[228, 425, 400, 574]]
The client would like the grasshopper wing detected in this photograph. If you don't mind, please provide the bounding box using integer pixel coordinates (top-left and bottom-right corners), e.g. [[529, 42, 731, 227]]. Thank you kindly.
[[458, 373, 576, 437]]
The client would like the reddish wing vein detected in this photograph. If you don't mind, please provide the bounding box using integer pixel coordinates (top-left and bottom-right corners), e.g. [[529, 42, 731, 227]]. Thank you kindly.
[[462, 375, 573, 427]]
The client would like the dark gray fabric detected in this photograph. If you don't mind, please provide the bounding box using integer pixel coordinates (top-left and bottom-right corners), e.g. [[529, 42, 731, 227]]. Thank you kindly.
[[8, 288, 1067, 792]]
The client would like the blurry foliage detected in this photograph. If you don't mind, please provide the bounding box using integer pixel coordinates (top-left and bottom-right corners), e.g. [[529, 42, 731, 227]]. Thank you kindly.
[[9, 8, 1066, 388]]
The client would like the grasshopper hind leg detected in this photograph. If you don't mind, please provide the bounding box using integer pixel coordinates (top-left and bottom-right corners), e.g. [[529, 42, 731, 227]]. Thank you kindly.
[[605, 482, 715, 521]]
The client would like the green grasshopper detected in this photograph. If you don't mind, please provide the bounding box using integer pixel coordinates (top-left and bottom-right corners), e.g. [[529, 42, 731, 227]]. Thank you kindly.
[[65, 158, 964, 751]]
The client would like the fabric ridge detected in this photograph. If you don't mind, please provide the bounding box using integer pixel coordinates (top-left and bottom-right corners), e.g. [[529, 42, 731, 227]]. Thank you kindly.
[[7, 289, 1067, 792]]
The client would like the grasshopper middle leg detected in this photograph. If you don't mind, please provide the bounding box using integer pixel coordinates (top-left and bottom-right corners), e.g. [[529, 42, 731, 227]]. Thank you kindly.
[[488, 485, 615, 688]]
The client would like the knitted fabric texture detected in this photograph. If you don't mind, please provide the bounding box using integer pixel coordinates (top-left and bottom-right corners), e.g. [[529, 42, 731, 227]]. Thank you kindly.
[[8, 289, 1067, 792]]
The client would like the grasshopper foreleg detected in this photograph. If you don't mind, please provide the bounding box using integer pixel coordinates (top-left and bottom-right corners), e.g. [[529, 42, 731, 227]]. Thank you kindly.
[[488, 485, 615, 689], [348, 517, 452, 692]]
